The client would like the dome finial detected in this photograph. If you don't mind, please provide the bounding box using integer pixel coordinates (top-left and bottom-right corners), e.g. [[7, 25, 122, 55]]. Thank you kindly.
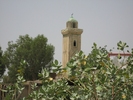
[[71, 13, 73, 18], [68, 13, 77, 22]]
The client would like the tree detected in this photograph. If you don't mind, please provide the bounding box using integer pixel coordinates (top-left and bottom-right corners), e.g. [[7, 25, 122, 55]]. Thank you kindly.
[[3, 34, 54, 82], [0, 46, 5, 78]]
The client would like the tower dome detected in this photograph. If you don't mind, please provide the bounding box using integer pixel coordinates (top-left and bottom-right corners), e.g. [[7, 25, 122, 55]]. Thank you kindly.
[[66, 14, 78, 28], [68, 16, 78, 22]]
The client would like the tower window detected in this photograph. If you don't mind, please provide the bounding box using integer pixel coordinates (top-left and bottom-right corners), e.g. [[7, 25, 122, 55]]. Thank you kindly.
[[73, 40, 76, 46], [73, 22, 76, 28]]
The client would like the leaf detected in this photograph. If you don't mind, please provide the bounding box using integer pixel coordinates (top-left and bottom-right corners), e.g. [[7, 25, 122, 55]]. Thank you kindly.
[[79, 51, 83, 56], [84, 68, 91, 72], [117, 54, 121, 59], [106, 71, 111, 74], [96, 55, 101, 59], [96, 85, 102, 91], [1, 89, 7, 92], [55, 60, 58, 65], [93, 43, 97, 47], [90, 67, 97, 70]]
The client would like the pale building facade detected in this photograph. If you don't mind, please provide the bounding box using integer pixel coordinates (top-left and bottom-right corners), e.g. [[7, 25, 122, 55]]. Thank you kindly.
[[61, 16, 83, 67]]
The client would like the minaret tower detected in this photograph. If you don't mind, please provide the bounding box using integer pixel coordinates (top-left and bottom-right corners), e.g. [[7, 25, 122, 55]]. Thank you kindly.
[[61, 15, 83, 67]]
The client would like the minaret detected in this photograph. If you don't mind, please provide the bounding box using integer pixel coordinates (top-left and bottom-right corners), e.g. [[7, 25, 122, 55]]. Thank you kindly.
[[61, 15, 83, 67]]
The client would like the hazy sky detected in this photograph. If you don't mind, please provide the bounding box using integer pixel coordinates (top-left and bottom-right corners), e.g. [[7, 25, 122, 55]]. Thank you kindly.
[[0, 0, 133, 62]]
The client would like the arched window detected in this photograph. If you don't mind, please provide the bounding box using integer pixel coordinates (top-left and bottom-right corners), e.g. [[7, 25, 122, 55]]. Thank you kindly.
[[73, 22, 76, 28], [73, 40, 76, 46]]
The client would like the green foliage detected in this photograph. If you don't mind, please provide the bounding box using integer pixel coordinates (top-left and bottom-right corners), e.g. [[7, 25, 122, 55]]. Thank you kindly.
[[2, 41, 133, 100], [3, 34, 54, 82], [2, 74, 26, 100], [0, 46, 5, 78]]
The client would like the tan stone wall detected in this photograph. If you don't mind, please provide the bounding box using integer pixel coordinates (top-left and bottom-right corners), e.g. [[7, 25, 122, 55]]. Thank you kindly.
[[62, 35, 69, 67], [61, 28, 83, 68]]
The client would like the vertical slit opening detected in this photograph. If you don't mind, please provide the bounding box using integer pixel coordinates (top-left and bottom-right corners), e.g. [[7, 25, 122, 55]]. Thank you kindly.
[[73, 22, 76, 28], [74, 40, 76, 46]]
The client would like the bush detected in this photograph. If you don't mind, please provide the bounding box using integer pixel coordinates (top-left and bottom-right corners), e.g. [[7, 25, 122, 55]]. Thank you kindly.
[[2, 41, 133, 100]]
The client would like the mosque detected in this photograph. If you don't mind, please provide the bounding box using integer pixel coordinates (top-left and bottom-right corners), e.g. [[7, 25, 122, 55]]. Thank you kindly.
[[61, 15, 83, 67]]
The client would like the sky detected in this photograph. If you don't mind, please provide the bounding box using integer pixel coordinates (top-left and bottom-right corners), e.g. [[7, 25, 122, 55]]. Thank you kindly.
[[0, 0, 133, 63]]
